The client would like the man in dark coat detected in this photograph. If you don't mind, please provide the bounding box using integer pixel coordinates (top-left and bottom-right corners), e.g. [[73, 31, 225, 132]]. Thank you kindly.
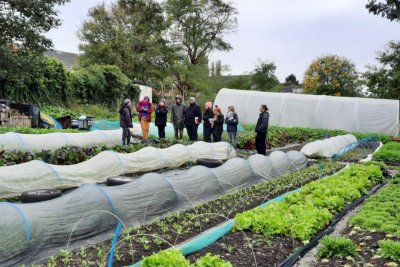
[[119, 99, 133, 145], [202, 102, 213, 142], [255, 104, 270, 155], [155, 99, 168, 139], [184, 97, 202, 141]]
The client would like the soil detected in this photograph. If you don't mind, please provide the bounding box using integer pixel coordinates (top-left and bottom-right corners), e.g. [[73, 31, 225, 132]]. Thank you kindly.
[[187, 232, 301, 267], [313, 228, 400, 267]]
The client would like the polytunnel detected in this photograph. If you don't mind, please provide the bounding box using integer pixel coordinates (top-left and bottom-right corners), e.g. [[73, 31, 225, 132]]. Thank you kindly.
[[214, 88, 399, 136], [0, 127, 143, 152], [300, 134, 358, 157], [0, 150, 307, 267], [0, 141, 236, 198]]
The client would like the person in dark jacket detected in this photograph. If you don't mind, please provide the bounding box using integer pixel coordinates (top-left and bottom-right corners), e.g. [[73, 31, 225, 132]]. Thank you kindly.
[[119, 98, 133, 145], [225, 105, 239, 148], [184, 97, 202, 141], [202, 102, 213, 142], [171, 95, 186, 140], [255, 104, 270, 155], [155, 99, 168, 139], [212, 107, 224, 142]]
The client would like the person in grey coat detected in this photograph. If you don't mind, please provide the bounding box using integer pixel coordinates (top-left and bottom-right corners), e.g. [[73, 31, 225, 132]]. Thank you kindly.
[[119, 98, 133, 145], [171, 95, 186, 139]]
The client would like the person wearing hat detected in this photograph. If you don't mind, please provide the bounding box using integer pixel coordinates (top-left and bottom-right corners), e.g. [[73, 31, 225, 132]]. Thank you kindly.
[[171, 95, 186, 140], [211, 107, 224, 142], [202, 102, 214, 142], [255, 104, 270, 155], [119, 98, 133, 145], [136, 96, 153, 141], [184, 97, 202, 141], [155, 99, 168, 139]]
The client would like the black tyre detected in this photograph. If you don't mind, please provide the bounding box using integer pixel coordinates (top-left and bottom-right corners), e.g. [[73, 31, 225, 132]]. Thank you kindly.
[[21, 189, 62, 203], [106, 176, 133, 186], [196, 158, 224, 168]]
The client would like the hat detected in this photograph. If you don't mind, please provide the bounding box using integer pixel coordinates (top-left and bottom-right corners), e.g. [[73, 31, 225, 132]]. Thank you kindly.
[[175, 95, 182, 100], [123, 98, 131, 105], [159, 99, 166, 104], [189, 97, 196, 102]]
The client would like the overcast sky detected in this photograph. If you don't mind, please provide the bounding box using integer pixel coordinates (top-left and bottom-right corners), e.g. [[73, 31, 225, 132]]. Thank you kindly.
[[45, 0, 399, 81]]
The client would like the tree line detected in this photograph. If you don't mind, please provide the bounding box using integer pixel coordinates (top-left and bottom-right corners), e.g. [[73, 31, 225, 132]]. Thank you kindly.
[[0, 0, 399, 107]]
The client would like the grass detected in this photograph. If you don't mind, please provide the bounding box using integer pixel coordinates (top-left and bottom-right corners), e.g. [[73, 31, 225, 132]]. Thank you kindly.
[[373, 142, 400, 164]]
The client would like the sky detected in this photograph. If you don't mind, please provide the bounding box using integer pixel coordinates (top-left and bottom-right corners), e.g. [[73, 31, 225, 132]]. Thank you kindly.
[[45, 0, 400, 82]]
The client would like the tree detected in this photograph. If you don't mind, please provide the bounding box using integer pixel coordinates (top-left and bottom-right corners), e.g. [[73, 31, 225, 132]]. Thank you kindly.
[[303, 55, 362, 96], [210, 62, 216, 77], [215, 60, 222, 77], [251, 60, 281, 91], [364, 41, 400, 100], [366, 0, 400, 22], [284, 74, 299, 86], [0, 0, 70, 94], [77, 0, 175, 82], [165, 0, 238, 65]]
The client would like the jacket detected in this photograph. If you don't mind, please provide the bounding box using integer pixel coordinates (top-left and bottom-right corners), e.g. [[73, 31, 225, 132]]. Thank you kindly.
[[136, 101, 153, 122], [119, 105, 133, 128], [184, 103, 202, 126], [213, 113, 224, 133], [225, 112, 238, 133], [155, 106, 168, 126], [203, 108, 214, 128], [255, 111, 269, 134], [171, 103, 186, 128]]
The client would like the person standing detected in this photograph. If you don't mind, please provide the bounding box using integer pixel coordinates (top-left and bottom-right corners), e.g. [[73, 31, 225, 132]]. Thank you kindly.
[[171, 95, 186, 140], [211, 107, 224, 142], [119, 98, 133, 145], [255, 104, 270, 155], [202, 102, 214, 142], [225, 105, 239, 148], [155, 99, 168, 139], [184, 97, 202, 141], [136, 96, 153, 141]]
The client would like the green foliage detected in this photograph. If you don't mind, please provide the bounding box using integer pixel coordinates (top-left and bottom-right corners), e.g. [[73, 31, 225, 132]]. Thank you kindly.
[[234, 164, 383, 241], [78, 0, 173, 81], [41, 104, 119, 120], [373, 142, 400, 163], [70, 64, 139, 108], [251, 60, 281, 91], [225, 75, 252, 90], [316, 236, 357, 259], [366, 0, 400, 22], [0, 0, 70, 98], [137, 249, 188, 266], [0, 127, 79, 135], [195, 253, 233, 267], [349, 181, 400, 237], [284, 74, 300, 86], [303, 55, 362, 96], [379, 239, 400, 261], [364, 40, 400, 100]]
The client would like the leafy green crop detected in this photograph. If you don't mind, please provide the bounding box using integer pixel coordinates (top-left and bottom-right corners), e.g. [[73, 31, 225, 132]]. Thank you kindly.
[[373, 142, 400, 164], [234, 164, 383, 241], [316, 236, 357, 259], [195, 253, 233, 267], [349, 181, 400, 237], [378, 239, 400, 262]]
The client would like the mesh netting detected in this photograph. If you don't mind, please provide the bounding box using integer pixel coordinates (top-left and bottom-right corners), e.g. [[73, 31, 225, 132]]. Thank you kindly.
[[0, 142, 236, 198], [0, 128, 143, 152], [0, 150, 307, 267], [300, 134, 357, 157]]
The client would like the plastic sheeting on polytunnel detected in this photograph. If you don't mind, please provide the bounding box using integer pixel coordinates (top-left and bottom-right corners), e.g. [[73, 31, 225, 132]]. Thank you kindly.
[[0, 142, 236, 198], [300, 134, 357, 158], [0, 127, 143, 152], [0, 150, 307, 267], [214, 88, 400, 136]]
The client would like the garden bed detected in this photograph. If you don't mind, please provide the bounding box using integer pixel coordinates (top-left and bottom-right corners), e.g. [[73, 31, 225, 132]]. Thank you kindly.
[[33, 162, 343, 267]]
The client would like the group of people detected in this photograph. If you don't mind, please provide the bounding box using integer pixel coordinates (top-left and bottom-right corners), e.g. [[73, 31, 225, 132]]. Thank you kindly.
[[119, 95, 270, 155]]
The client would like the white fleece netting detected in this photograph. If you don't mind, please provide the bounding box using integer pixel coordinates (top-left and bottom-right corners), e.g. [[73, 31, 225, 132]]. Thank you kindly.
[[214, 89, 399, 136], [0, 127, 143, 152], [0, 142, 236, 198], [0, 150, 307, 266], [300, 134, 358, 157]]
